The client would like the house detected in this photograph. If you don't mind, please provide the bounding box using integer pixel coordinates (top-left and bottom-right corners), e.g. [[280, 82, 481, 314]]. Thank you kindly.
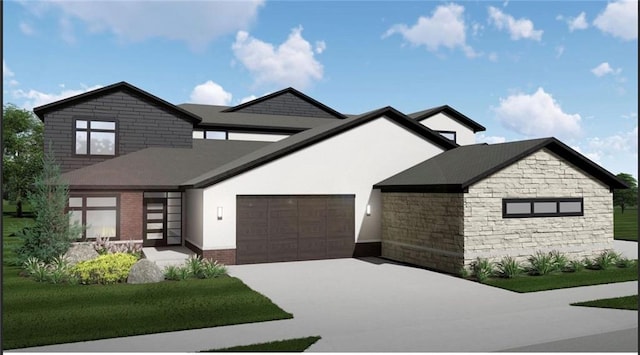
[[33, 81, 627, 273]]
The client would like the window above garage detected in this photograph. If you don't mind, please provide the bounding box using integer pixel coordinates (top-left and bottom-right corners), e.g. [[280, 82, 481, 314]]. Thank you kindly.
[[503, 198, 583, 218]]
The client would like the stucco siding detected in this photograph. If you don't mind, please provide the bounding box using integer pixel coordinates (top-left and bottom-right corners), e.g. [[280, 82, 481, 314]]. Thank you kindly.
[[463, 148, 613, 265], [381, 193, 464, 274], [419, 112, 476, 146], [200, 117, 445, 251]]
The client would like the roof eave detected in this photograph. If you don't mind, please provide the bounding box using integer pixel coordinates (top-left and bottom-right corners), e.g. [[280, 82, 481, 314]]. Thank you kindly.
[[33, 81, 202, 124]]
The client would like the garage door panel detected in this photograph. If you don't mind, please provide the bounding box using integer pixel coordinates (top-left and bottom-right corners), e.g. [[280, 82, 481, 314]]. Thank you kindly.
[[236, 195, 354, 264], [268, 239, 298, 262], [236, 240, 268, 264]]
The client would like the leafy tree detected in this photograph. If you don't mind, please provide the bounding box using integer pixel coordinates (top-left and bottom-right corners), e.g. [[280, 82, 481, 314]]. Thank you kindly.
[[15, 148, 82, 264], [2, 104, 44, 217], [613, 173, 638, 214]]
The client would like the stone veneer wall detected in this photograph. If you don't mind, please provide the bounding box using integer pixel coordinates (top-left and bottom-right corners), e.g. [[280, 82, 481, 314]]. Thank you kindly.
[[381, 193, 464, 274], [463, 148, 613, 266]]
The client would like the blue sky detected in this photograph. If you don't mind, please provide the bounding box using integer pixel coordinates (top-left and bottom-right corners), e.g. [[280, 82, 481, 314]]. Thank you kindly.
[[3, 0, 638, 178]]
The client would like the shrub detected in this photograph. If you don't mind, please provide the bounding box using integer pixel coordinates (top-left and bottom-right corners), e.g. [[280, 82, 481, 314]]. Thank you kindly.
[[527, 251, 555, 276], [72, 253, 138, 284], [201, 260, 227, 279], [458, 266, 470, 278], [47, 255, 72, 284], [23, 257, 48, 282], [164, 257, 228, 281], [549, 250, 569, 272], [471, 258, 494, 283], [496, 256, 522, 278], [565, 259, 585, 273], [593, 250, 620, 270], [93, 236, 142, 258], [616, 257, 635, 268]]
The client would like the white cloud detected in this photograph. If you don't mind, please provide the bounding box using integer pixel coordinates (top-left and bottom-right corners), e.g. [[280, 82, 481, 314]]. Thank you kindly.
[[19, 22, 35, 35], [492, 88, 582, 138], [3, 60, 14, 78], [315, 41, 326, 54], [555, 45, 565, 58], [232, 26, 324, 90], [383, 3, 478, 58], [488, 6, 543, 41], [477, 133, 507, 144], [13, 84, 103, 109], [591, 62, 621, 77], [239, 95, 258, 104], [488, 52, 498, 62], [622, 112, 637, 119], [567, 12, 588, 32], [189, 81, 232, 105], [593, 0, 638, 41], [21, 1, 264, 51], [588, 126, 638, 155]]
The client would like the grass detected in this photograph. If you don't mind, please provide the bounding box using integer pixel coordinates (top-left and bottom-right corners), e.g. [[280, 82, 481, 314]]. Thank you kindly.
[[484, 265, 638, 293], [572, 295, 638, 310], [2, 203, 293, 350], [614, 206, 638, 241], [205, 336, 321, 352]]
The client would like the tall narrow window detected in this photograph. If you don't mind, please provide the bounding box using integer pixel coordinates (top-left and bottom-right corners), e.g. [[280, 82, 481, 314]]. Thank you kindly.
[[75, 120, 117, 156]]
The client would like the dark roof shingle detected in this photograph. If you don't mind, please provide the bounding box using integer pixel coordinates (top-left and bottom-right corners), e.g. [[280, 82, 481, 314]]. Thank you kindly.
[[375, 137, 628, 192]]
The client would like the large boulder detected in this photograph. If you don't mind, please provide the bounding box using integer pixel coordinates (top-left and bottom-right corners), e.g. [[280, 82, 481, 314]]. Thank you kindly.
[[127, 259, 165, 284], [64, 244, 99, 266]]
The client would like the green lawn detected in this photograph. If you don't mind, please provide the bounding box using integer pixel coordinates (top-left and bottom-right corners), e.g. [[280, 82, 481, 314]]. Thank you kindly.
[[484, 266, 638, 293], [206, 336, 321, 352], [572, 295, 638, 310], [2, 207, 293, 350], [614, 206, 638, 241]]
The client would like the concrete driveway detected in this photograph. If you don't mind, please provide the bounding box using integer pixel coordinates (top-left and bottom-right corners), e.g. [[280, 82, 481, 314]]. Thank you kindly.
[[228, 256, 637, 352], [14, 241, 637, 352]]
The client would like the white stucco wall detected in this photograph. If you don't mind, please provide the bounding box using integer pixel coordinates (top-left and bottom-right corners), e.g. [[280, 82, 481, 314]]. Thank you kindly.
[[419, 112, 476, 145], [228, 132, 289, 142], [463, 148, 614, 264], [200, 117, 445, 250]]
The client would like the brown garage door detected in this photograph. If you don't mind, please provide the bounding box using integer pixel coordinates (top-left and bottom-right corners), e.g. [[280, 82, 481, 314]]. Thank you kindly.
[[236, 195, 355, 264]]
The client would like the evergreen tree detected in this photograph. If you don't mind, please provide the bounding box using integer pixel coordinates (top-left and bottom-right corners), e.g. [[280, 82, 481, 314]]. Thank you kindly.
[[16, 148, 82, 263]]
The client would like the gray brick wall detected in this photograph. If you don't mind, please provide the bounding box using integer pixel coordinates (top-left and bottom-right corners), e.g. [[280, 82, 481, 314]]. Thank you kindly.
[[234, 92, 339, 119], [43, 90, 193, 172]]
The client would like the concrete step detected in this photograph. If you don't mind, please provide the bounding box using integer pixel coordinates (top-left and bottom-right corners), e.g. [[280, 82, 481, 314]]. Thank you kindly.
[[143, 246, 195, 269]]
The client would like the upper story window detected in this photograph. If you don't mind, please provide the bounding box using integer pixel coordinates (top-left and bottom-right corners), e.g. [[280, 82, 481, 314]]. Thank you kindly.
[[75, 119, 117, 156], [192, 130, 227, 140], [436, 130, 457, 143]]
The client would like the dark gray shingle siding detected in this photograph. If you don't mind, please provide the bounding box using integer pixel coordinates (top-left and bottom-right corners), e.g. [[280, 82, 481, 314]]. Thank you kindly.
[[44, 90, 193, 173], [234, 92, 337, 119]]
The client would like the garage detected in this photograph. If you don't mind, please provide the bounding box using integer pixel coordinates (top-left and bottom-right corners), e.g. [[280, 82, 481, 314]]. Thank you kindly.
[[236, 195, 355, 264]]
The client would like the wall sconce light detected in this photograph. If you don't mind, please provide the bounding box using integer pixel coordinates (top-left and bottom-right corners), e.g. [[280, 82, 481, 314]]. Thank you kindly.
[[366, 204, 371, 216], [217, 207, 223, 220]]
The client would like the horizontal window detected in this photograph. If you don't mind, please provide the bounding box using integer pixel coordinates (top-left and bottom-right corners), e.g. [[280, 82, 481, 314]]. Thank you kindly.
[[68, 195, 119, 240], [503, 198, 583, 218]]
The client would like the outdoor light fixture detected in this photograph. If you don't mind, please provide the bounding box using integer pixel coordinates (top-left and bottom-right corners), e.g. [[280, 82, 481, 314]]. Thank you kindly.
[[217, 207, 223, 220], [366, 204, 371, 216]]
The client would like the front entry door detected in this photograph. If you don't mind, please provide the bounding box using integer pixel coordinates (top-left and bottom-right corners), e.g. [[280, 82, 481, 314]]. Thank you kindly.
[[144, 198, 167, 247]]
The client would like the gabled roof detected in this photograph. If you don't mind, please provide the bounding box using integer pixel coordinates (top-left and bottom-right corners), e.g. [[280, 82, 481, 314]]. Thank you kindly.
[[223, 87, 347, 119], [61, 140, 270, 190], [179, 103, 335, 133], [375, 137, 628, 192], [409, 105, 486, 133], [185, 106, 458, 188], [33, 81, 202, 125]]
